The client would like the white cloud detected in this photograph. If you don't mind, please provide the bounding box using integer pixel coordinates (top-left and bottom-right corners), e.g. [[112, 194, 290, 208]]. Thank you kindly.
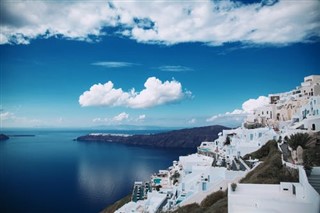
[[206, 96, 269, 126], [0, 111, 43, 127], [158, 65, 193, 72], [112, 112, 129, 122], [92, 61, 137, 68], [188, 118, 196, 124], [1, 0, 319, 45], [242, 96, 269, 113], [92, 117, 102, 123], [206, 113, 247, 128], [137, 114, 146, 121], [0, 111, 15, 120], [0, 1, 118, 44], [93, 113, 146, 124], [79, 77, 191, 108], [206, 109, 248, 122], [56, 117, 63, 123]]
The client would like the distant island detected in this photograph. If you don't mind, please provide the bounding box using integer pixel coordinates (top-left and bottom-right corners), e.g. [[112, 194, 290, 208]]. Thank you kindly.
[[0, 134, 9, 141], [76, 125, 229, 148]]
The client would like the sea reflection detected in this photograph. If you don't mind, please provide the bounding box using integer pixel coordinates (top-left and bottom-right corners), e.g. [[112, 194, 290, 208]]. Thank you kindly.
[[75, 141, 193, 210], [76, 145, 161, 206], [78, 160, 121, 203]]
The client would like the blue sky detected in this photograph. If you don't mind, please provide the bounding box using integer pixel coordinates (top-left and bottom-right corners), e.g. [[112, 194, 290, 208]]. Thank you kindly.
[[0, 0, 320, 128]]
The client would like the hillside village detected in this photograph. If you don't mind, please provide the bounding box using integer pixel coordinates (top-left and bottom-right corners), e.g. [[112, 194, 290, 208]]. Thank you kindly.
[[113, 75, 320, 213]]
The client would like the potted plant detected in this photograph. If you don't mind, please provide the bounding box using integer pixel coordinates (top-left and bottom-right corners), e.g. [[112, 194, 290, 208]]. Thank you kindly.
[[231, 183, 237, 191]]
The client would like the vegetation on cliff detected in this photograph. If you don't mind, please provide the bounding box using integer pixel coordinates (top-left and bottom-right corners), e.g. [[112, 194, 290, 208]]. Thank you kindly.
[[242, 140, 298, 184]]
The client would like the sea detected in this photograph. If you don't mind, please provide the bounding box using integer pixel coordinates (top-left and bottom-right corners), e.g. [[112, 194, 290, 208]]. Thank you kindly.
[[0, 129, 195, 213]]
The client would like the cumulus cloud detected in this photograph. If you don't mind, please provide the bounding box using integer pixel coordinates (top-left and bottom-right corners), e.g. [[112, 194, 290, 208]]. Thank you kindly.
[[206, 96, 269, 126], [1, 0, 319, 45], [137, 114, 146, 121], [188, 118, 196, 124], [92, 61, 137, 68], [0, 111, 15, 121], [206, 109, 248, 122], [242, 96, 269, 113], [112, 112, 129, 122], [0, 1, 118, 44], [158, 65, 193, 72], [79, 77, 191, 108]]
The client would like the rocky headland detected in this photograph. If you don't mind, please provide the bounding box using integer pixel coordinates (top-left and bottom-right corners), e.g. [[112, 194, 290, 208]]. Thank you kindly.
[[76, 125, 229, 148], [0, 134, 9, 141]]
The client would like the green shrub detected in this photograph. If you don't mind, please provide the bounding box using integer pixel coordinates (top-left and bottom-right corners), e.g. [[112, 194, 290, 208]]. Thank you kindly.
[[287, 133, 311, 150]]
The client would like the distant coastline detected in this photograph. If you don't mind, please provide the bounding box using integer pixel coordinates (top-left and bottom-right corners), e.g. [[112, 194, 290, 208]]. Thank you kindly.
[[76, 125, 229, 148], [0, 133, 36, 141], [0, 134, 9, 141]]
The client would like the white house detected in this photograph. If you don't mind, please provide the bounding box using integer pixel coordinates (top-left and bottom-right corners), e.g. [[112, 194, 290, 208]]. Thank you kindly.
[[228, 166, 320, 213]]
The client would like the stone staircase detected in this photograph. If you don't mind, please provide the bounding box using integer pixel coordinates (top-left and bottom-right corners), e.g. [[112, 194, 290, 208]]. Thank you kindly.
[[308, 174, 320, 194]]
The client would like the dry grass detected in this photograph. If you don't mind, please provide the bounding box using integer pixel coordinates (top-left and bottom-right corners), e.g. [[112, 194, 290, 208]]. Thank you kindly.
[[200, 190, 226, 208], [241, 140, 298, 184]]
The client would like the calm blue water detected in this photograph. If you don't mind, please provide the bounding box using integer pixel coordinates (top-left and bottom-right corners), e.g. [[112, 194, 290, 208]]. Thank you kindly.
[[0, 129, 195, 213]]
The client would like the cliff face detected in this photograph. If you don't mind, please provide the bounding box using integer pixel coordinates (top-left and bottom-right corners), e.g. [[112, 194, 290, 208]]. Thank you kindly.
[[76, 125, 229, 148], [0, 134, 9, 141]]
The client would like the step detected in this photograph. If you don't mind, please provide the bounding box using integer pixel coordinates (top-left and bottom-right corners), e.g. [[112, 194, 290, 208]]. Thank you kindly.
[[308, 177, 320, 181], [308, 175, 320, 178], [309, 184, 320, 189], [308, 179, 320, 182]]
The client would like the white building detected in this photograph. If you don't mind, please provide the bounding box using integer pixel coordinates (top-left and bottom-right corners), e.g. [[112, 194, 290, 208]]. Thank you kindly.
[[179, 153, 213, 174], [293, 96, 320, 131], [208, 127, 278, 158], [247, 75, 320, 127], [228, 166, 320, 213], [115, 75, 320, 213], [115, 191, 167, 213]]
